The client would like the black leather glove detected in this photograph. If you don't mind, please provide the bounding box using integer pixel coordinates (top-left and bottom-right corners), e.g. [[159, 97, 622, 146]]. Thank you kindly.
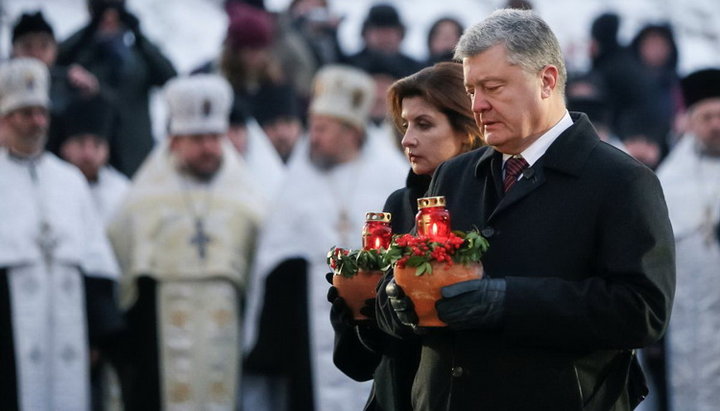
[[375, 271, 422, 339], [385, 279, 423, 332], [326, 273, 353, 333], [327, 273, 384, 356], [436, 278, 506, 330], [326, 272, 376, 323], [359, 298, 376, 320]]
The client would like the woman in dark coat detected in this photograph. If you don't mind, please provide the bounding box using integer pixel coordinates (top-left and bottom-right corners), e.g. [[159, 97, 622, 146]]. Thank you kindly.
[[630, 23, 683, 158], [327, 61, 483, 411]]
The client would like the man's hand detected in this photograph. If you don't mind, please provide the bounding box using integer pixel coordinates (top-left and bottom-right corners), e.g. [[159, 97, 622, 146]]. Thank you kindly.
[[386, 279, 420, 330], [67, 64, 99, 95], [436, 278, 506, 330]]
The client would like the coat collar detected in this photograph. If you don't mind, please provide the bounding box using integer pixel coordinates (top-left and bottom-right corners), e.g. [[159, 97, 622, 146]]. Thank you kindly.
[[473, 112, 601, 220], [474, 112, 600, 178]]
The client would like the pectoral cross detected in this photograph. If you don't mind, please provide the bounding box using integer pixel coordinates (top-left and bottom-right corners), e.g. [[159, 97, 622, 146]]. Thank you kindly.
[[190, 219, 211, 260], [37, 220, 58, 267]]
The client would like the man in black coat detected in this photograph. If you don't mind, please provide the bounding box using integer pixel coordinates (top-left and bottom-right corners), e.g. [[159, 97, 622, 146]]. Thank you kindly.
[[377, 9, 675, 411]]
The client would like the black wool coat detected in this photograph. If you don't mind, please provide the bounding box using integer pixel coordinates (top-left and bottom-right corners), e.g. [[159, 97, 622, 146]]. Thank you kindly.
[[389, 113, 676, 411]]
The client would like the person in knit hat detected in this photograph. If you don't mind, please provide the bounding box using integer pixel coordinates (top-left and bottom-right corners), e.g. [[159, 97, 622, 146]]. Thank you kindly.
[[252, 83, 303, 163], [0, 57, 122, 411], [12, 11, 55, 63], [57, 94, 129, 224], [192, 2, 298, 147], [107, 73, 264, 411], [347, 4, 421, 81], [194, 3, 280, 95]]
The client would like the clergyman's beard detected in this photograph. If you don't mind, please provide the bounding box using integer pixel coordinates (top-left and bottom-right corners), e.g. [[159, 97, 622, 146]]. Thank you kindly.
[[182, 157, 222, 182], [310, 151, 340, 171], [12, 129, 48, 157], [700, 131, 720, 157]]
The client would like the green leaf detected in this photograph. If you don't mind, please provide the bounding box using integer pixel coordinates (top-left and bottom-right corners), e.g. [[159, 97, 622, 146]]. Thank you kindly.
[[424, 261, 433, 275], [406, 255, 425, 267]]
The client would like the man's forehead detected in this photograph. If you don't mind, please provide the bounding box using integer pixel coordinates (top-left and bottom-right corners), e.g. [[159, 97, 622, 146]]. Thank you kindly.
[[65, 133, 107, 144], [173, 132, 223, 141], [310, 114, 346, 128], [462, 47, 512, 80], [690, 98, 720, 118], [15, 32, 55, 44], [9, 105, 47, 115]]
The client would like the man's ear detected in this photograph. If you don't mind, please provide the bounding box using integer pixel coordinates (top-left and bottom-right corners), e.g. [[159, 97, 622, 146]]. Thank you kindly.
[[540, 65, 559, 99]]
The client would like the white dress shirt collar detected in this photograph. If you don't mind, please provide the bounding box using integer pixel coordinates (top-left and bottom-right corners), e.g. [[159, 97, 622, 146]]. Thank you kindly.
[[502, 110, 572, 167]]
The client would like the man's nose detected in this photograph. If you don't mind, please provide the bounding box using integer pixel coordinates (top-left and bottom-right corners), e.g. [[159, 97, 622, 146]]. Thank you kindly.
[[472, 94, 491, 113], [31, 111, 49, 126]]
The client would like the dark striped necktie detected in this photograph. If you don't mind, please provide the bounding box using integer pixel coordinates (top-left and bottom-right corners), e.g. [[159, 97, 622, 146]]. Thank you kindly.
[[503, 156, 529, 192]]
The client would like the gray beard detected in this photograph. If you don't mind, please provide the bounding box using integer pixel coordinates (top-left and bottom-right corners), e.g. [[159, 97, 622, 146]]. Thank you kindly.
[[310, 153, 339, 171], [182, 166, 218, 182]]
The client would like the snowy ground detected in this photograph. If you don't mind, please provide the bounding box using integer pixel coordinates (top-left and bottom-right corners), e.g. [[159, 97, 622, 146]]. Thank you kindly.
[[1, 0, 719, 139]]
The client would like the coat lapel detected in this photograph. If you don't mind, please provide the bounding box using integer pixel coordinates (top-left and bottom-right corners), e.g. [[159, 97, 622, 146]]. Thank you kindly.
[[473, 149, 504, 225], [490, 162, 546, 220], [486, 112, 600, 223]]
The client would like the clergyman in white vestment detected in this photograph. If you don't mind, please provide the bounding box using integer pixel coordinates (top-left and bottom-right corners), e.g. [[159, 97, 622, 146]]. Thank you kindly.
[[657, 68, 720, 411], [244, 65, 406, 411], [0, 57, 121, 411], [108, 74, 264, 410]]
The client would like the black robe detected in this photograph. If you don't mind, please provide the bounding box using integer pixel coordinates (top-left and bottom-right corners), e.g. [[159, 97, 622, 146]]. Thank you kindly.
[[244, 258, 315, 411]]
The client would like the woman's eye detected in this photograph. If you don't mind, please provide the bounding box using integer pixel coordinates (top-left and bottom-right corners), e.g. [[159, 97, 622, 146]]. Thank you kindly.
[[417, 122, 432, 130]]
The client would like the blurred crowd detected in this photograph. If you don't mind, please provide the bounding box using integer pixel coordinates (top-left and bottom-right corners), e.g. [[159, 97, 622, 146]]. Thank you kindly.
[[0, 0, 718, 410]]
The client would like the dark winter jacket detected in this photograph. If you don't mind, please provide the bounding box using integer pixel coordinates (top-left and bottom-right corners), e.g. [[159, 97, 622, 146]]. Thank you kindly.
[[58, 25, 176, 177]]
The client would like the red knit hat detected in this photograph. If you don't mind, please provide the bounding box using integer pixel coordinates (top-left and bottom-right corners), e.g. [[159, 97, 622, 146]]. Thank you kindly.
[[225, 3, 274, 50]]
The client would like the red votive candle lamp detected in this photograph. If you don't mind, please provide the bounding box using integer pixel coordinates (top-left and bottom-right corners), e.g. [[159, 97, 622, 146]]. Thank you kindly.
[[362, 212, 392, 250], [416, 196, 451, 239]]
